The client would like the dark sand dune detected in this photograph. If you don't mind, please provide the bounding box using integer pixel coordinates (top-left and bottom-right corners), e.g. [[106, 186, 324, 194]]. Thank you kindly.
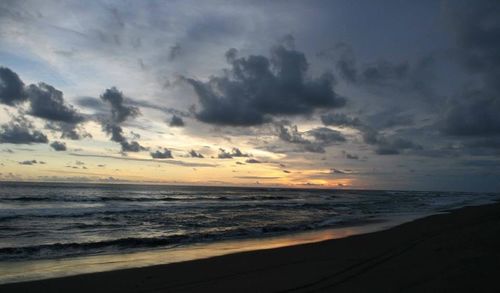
[[2, 203, 500, 293]]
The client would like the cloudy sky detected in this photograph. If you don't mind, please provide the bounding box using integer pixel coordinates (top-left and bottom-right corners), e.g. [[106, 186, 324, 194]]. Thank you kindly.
[[0, 0, 499, 191]]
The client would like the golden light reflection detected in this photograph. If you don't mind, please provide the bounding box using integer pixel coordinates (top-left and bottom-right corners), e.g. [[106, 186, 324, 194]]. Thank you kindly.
[[0, 220, 398, 284]]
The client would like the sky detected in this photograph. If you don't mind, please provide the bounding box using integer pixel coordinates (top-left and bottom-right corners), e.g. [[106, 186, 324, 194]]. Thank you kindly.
[[0, 0, 499, 192]]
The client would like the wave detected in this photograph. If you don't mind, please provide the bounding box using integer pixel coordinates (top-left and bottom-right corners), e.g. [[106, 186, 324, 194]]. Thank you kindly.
[[0, 218, 356, 261], [0, 195, 292, 203]]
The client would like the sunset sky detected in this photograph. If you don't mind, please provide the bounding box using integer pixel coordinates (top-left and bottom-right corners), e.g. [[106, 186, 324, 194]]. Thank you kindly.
[[1, 0, 499, 191]]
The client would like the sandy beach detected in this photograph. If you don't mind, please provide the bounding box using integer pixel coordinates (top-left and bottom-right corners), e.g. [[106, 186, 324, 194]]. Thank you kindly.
[[1, 202, 499, 293]]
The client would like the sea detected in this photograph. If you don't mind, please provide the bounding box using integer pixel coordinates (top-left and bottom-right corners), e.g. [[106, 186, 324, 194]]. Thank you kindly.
[[0, 181, 498, 283]]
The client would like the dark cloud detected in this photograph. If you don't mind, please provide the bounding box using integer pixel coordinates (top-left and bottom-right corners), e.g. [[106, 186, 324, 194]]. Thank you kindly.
[[342, 151, 359, 160], [0, 67, 87, 139], [245, 158, 261, 163], [441, 1, 500, 137], [447, 1, 500, 93], [125, 99, 191, 118], [169, 115, 185, 127], [306, 127, 346, 143], [75, 96, 108, 112], [320, 111, 420, 155], [334, 43, 435, 100], [45, 121, 90, 140], [185, 44, 345, 126], [330, 168, 353, 174], [274, 121, 325, 153], [275, 121, 308, 144], [19, 159, 37, 165], [374, 137, 423, 155], [71, 153, 216, 167], [26, 83, 84, 124], [50, 141, 67, 151], [25, 82, 87, 140], [169, 44, 182, 61], [273, 121, 345, 153], [466, 137, 500, 151], [188, 150, 204, 158], [100, 87, 139, 123], [150, 148, 173, 159], [217, 147, 250, 159], [121, 140, 147, 152], [365, 111, 414, 129], [0, 115, 48, 144], [321, 113, 361, 128], [442, 93, 500, 136], [99, 87, 145, 152], [217, 149, 233, 159], [0, 66, 27, 105]]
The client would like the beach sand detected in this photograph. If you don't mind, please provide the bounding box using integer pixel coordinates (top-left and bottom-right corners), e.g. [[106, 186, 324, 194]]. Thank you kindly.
[[1, 202, 499, 292]]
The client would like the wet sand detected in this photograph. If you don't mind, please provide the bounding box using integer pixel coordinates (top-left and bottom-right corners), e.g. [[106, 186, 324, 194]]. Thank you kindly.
[[2, 203, 499, 292]]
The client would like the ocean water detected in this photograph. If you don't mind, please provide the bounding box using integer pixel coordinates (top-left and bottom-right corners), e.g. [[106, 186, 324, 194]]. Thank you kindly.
[[0, 182, 498, 263]]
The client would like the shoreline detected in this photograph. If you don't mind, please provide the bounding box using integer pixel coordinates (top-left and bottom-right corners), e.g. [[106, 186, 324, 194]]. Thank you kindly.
[[2, 202, 500, 292], [0, 212, 426, 285]]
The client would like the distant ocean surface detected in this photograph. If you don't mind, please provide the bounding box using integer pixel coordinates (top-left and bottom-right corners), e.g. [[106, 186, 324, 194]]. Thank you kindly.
[[0, 182, 498, 262]]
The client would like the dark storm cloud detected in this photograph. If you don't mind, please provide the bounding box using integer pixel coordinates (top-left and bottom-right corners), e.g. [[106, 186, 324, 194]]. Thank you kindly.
[[0, 67, 87, 140], [50, 141, 67, 151], [0, 115, 48, 144], [120, 140, 147, 152], [99, 87, 146, 152], [373, 136, 423, 155], [275, 121, 307, 144], [306, 127, 346, 143], [100, 87, 139, 123], [274, 121, 324, 153], [320, 111, 420, 155], [366, 111, 415, 129], [217, 147, 250, 159], [321, 113, 361, 128], [125, 99, 191, 118], [333, 43, 435, 99], [466, 137, 500, 151], [188, 150, 204, 158], [150, 148, 173, 159], [185, 45, 345, 126], [23, 82, 86, 140], [245, 158, 261, 164], [356, 122, 422, 155], [446, 1, 500, 93], [442, 92, 500, 136], [45, 121, 90, 140], [26, 83, 84, 124], [441, 1, 500, 137], [273, 121, 346, 153], [0, 67, 27, 105], [76, 96, 190, 119], [169, 115, 185, 127]]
